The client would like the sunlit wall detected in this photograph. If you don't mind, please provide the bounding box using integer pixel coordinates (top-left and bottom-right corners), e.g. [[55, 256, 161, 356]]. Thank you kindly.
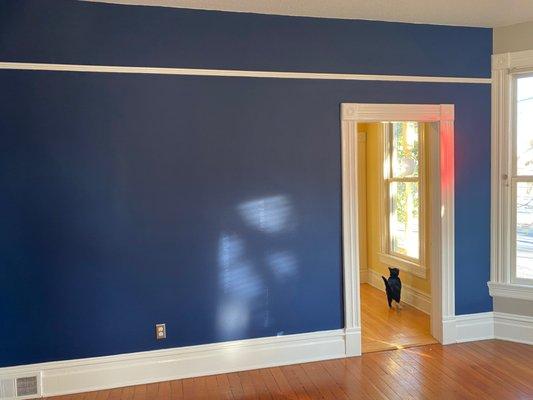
[[0, 0, 492, 367]]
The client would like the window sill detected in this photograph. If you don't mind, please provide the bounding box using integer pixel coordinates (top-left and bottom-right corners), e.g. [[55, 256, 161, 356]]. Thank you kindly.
[[378, 253, 427, 279], [488, 281, 533, 301]]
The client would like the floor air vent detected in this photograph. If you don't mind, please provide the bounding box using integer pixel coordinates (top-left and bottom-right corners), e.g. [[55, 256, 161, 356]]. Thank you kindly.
[[0, 374, 40, 400], [16, 377, 38, 398]]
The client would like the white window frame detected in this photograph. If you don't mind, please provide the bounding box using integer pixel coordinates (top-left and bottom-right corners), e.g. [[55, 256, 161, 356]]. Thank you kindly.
[[378, 122, 427, 278], [489, 49, 533, 301]]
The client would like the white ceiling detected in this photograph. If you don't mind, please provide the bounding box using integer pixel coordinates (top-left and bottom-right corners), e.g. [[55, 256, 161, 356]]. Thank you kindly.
[[84, 0, 533, 28]]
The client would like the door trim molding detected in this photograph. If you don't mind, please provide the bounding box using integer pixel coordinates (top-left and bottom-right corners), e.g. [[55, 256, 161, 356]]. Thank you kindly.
[[341, 103, 456, 350]]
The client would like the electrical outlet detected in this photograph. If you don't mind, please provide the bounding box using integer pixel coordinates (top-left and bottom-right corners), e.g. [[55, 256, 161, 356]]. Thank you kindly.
[[155, 323, 166, 340]]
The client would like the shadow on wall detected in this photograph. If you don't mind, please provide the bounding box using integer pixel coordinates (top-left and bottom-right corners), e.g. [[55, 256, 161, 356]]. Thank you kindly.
[[216, 195, 299, 341]]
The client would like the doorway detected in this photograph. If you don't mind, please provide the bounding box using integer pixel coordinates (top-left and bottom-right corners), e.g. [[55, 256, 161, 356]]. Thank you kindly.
[[341, 104, 456, 357], [358, 121, 436, 352]]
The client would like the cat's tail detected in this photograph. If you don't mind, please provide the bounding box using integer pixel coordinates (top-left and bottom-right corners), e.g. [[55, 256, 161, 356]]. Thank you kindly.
[[382, 276, 393, 308], [382, 276, 390, 291]]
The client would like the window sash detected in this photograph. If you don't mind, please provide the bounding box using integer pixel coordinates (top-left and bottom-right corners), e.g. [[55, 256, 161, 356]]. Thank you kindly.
[[381, 122, 425, 267], [511, 73, 533, 284], [512, 72, 533, 178]]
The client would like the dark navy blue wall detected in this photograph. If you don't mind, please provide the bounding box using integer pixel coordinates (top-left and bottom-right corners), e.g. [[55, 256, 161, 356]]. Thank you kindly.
[[0, 0, 492, 367], [0, 1, 491, 77]]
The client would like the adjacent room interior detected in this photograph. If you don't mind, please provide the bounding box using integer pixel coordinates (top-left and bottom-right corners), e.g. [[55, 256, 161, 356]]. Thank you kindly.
[[358, 121, 438, 353]]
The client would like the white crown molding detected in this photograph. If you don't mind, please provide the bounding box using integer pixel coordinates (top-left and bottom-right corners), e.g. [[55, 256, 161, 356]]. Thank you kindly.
[[488, 282, 533, 301], [0, 62, 491, 84], [366, 268, 431, 314], [0, 329, 346, 397]]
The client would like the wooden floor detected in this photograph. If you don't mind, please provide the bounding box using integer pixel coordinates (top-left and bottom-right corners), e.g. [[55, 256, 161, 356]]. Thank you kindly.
[[361, 283, 438, 353], [48, 340, 533, 399]]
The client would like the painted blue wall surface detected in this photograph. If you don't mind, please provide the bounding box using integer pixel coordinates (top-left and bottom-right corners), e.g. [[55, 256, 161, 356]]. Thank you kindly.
[[0, 0, 492, 367], [0, 1, 491, 77]]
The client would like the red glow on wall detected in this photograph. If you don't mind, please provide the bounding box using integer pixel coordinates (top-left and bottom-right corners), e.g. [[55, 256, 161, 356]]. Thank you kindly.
[[440, 124, 454, 191]]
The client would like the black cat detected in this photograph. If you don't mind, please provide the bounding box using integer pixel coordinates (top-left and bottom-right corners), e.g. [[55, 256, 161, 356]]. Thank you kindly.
[[382, 267, 402, 309]]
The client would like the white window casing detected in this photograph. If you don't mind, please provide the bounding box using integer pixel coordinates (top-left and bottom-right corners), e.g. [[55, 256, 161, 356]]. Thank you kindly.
[[489, 49, 533, 301]]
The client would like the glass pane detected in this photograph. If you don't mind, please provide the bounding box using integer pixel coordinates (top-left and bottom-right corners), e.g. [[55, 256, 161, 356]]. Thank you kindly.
[[516, 76, 533, 175], [392, 122, 420, 178], [516, 182, 533, 280], [390, 181, 419, 259]]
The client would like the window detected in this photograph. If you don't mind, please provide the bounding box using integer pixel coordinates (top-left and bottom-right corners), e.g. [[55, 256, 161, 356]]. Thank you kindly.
[[379, 122, 426, 277], [513, 75, 533, 284], [490, 50, 533, 300]]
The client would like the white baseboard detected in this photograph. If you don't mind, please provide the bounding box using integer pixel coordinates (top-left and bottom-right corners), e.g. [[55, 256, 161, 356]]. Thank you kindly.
[[360, 268, 368, 284], [366, 269, 431, 314], [344, 327, 362, 357], [441, 316, 458, 345], [455, 312, 495, 343], [448, 311, 533, 345], [494, 312, 533, 345], [2, 313, 528, 397], [0, 329, 346, 397]]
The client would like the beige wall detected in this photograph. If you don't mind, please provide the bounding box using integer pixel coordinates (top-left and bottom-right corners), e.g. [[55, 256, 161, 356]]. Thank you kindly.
[[363, 122, 431, 295], [494, 297, 533, 317], [493, 21, 533, 54]]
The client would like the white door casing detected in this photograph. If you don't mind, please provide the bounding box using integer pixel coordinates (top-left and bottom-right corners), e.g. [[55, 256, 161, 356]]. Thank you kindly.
[[341, 103, 456, 355]]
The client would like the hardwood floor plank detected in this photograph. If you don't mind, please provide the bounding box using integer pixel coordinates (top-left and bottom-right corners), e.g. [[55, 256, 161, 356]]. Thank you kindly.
[[226, 372, 245, 399], [320, 359, 373, 400], [120, 387, 135, 400], [279, 364, 313, 399], [269, 366, 301, 399], [81, 391, 99, 400], [361, 283, 437, 354], [169, 380, 183, 400], [43, 340, 533, 400], [214, 373, 234, 400]]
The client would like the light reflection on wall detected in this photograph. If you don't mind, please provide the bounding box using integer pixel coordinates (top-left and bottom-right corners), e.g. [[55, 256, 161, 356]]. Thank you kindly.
[[217, 233, 264, 340], [266, 251, 298, 280], [218, 233, 263, 298], [216, 195, 299, 341], [237, 195, 294, 233]]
